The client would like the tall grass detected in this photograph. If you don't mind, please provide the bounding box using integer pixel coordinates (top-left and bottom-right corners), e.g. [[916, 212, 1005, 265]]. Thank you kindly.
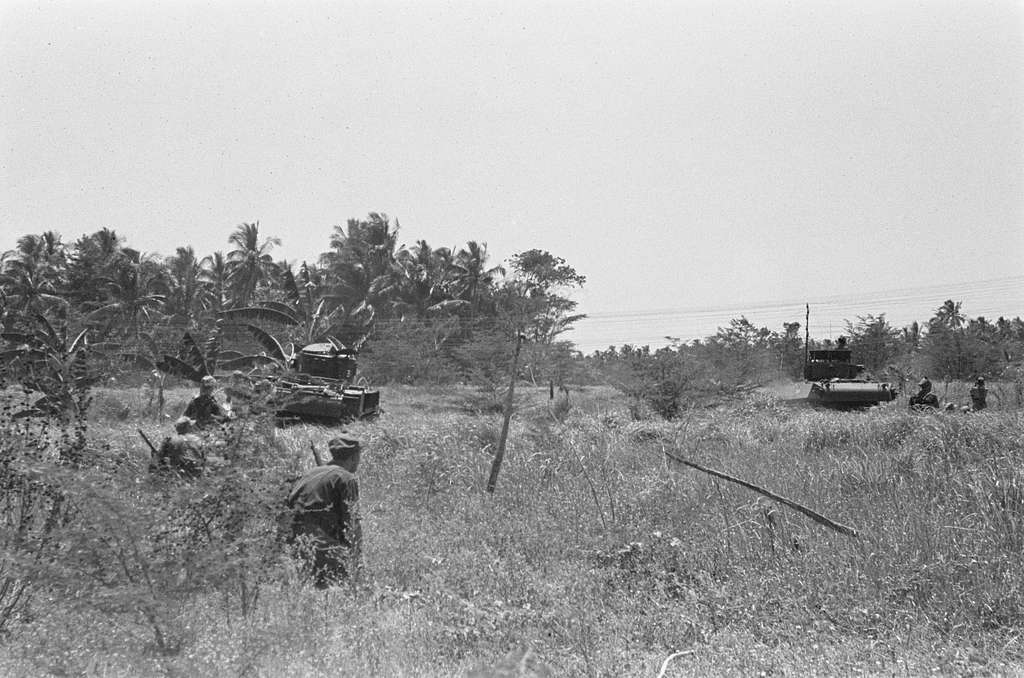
[[1, 385, 1022, 676]]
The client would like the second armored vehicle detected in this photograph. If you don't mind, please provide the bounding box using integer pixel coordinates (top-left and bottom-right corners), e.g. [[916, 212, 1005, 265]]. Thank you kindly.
[[803, 339, 898, 409]]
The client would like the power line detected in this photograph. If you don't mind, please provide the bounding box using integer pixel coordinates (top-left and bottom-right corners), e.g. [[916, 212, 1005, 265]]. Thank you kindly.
[[581, 275, 1023, 321], [566, 275, 1024, 350]]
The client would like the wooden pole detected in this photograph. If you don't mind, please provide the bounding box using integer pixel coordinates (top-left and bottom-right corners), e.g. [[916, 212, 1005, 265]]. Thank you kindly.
[[663, 448, 859, 537], [487, 333, 523, 493], [804, 303, 810, 374]]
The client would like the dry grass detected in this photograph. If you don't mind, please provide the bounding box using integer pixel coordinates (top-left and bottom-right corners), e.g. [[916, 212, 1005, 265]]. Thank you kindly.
[[2, 384, 1023, 676]]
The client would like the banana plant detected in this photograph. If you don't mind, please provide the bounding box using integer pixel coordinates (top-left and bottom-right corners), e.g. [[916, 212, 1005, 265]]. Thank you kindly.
[[218, 263, 376, 351], [0, 314, 96, 419]]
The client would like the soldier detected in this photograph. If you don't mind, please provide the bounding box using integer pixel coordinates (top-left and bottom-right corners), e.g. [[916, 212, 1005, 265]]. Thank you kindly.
[[970, 377, 988, 411], [151, 416, 205, 478], [184, 375, 228, 428], [286, 436, 363, 588], [909, 377, 940, 410]]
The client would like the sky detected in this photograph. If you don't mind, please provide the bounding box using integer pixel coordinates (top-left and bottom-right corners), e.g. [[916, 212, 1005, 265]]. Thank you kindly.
[[2, 0, 1022, 353]]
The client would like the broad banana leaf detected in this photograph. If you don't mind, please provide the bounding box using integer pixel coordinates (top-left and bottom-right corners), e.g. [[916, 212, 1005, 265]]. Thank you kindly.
[[216, 349, 247, 361], [181, 332, 209, 376], [219, 354, 280, 370], [257, 300, 300, 317], [157, 355, 204, 383], [32, 313, 60, 347], [281, 270, 302, 305], [244, 324, 289, 362]]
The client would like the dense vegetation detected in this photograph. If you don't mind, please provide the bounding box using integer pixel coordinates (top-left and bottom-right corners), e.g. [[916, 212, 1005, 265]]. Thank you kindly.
[[0, 219, 585, 384], [3, 220, 1023, 675], [1, 384, 1022, 676], [4, 220, 1023, 412]]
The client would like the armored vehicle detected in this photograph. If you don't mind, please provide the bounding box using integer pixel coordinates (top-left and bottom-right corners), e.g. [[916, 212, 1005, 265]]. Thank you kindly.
[[272, 342, 380, 425], [803, 341, 897, 409]]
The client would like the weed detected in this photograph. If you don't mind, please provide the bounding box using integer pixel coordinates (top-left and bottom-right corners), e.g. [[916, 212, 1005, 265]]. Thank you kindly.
[[0, 385, 1022, 676]]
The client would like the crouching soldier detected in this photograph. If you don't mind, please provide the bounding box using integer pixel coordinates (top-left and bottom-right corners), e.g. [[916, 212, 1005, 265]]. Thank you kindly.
[[184, 375, 229, 429], [286, 437, 363, 588], [909, 377, 940, 410], [151, 416, 205, 479]]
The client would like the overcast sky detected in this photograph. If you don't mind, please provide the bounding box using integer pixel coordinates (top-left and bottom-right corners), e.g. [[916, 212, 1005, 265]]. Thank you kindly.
[[2, 0, 1022, 352]]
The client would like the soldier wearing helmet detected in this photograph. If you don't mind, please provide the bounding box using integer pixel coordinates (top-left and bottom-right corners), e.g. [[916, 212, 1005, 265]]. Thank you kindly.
[[909, 377, 939, 410], [969, 377, 988, 411], [286, 436, 363, 588], [151, 416, 205, 478], [183, 375, 228, 428]]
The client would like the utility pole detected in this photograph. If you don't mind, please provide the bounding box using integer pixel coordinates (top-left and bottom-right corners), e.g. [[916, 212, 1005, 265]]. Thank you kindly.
[[804, 303, 810, 373], [486, 332, 523, 493]]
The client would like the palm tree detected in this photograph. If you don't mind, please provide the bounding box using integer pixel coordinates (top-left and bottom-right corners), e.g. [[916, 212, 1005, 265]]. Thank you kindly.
[[201, 251, 230, 312], [934, 299, 965, 330], [66, 228, 125, 305], [452, 241, 505, 313], [167, 246, 212, 323], [0, 254, 67, 315], [322, 213, 403, 313], [1, 232, 70, 315], [226, 222, 280, 306], [10, 231, 67, 270], [86, 251, 168, 338], [220, 258, 376, 349], [389, 240, 466, 318]]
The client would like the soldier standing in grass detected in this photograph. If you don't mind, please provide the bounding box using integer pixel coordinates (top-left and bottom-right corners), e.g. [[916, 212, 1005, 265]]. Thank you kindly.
[[970, 377, 988, 411], [184, 375, 228, 428], [151, 416, 205, 479], [286, 436, 363, 588]]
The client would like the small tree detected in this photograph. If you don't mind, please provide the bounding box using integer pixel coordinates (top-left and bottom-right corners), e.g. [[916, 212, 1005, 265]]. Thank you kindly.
[[498, 250, 586, 344], [845, 314, 901, 374]]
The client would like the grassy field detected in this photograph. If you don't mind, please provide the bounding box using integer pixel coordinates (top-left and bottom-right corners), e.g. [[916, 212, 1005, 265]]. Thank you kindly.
[[2, 383, 1023, 677]]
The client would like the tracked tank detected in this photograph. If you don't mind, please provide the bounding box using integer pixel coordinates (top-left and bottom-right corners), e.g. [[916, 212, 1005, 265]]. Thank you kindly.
[[273, 342, 380, 425], [803, 343, 898, 409]]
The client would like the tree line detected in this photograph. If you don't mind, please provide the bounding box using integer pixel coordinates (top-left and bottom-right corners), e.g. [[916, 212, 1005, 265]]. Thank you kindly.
[[3, 218, 1022, 409], [0, 215, 590, 386], [585, 308, 1024, 418]]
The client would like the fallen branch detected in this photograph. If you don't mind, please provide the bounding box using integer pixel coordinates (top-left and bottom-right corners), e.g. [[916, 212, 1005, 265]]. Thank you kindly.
[[656, 649, 694, 678], [662, 448, 859, 538]]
